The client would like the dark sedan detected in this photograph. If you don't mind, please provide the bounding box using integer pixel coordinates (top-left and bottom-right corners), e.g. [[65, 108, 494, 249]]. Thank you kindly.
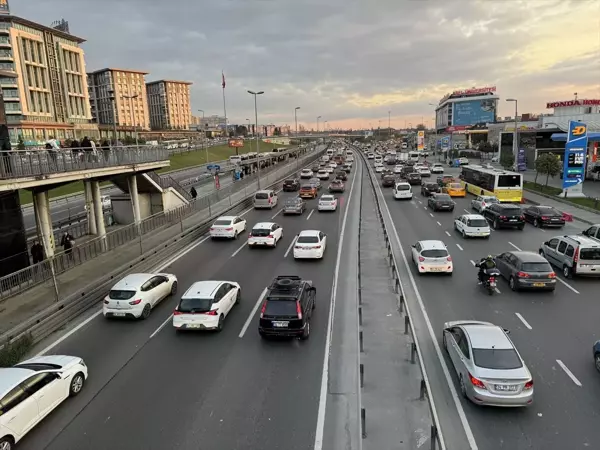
[[494, 251, 556, 292], [308, 178, 322, 190], [381, 169, 394, 180], [522, 205, 565, 228], [335, 171, 348, 181], [282, 178, 300, 192], [593, 341, 600, 372], [406, 172, 422, 185], [427, 193, 455, 211], [283, 197, 306, 215], [421, 182, 441, 197], [382, 174, 396, 187], [329, 180, 345, 193]]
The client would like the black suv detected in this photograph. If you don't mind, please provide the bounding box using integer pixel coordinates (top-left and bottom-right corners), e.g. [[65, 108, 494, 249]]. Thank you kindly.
[[382, 174, 396, 187], [421, 182, 441, 196], [258, 276, 316, 340], [406, 172, 422, 185], [482, 204, 525, 230], [283, 178, 300, 192]]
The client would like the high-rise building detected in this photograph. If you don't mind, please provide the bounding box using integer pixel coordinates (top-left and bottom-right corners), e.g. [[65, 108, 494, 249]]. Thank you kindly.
[[190, 114, 201, 127], [146, 79, 192, 130], [0, 11, 97, 144], [87, 68, 150, 132]]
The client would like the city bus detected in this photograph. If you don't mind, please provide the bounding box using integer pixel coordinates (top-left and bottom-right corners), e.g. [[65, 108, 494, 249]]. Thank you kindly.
[[459, 165, 523, 203]]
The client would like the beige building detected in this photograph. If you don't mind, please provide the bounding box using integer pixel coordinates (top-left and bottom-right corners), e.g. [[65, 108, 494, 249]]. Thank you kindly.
[[0, 14, 97, 145], [146, 79, 192, 130], [88, 68, 150, 133]]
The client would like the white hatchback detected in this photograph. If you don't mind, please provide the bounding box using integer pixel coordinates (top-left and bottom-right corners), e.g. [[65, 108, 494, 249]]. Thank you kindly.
[[318, 195, 338, 211], [103, 273, 178, 319], [411, 240, 453, 274], [375, 165, 385, 173], [210, 215, 247, 239], [293, 230, 327, 259], [317, 169, 330, 180], [0, 356, 88, 448], [393, 182, 413, 200], [248, 222, 283, 248], [300, 169, 313, 179], [431, 164, 444, 174], [419, 167, 431, 177], [367, 153, 375, 159], [454, 214, 491, 238], [393, 165, 403, 174], [173, 280, 241, 332]]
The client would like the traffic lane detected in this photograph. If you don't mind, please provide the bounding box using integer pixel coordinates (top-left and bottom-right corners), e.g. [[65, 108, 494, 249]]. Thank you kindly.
[[384, 192, 600, 449], [39, 190, 346, 450]]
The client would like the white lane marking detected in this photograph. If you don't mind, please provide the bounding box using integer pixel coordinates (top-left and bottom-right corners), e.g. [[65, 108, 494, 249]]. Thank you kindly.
[[230, 241, 248, 258], [424, 206, 428, 210], [271, 208, 284, 219], [515, 312, 532, 330], [239, 205, 255, 217], [366, 160, 475, 450], [456, 244, 464, 251], [437, 221, 442, 226], [307, 209, 315, 220], [508, 242, 521, 251], [150, 313, 174, 339], [418, 200, 423, 204], [445, 231, 451, 236], [494, 287, 501, 294], [469, 260, 476, 266], [557, 278, 580, 294], [540, 228, 546, 233], [314, 150, 358, 450], [36, 235, 213, 356], [556, 359, 582, 387], [429, 213, 434, 217], [284, 237, 297, 258], [464, 209, 470, 214], [239, 287, 267, 338]]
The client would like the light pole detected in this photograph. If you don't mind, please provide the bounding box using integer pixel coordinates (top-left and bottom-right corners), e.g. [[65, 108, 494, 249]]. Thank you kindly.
[[429, 102, 439, 155], [246, 118, 250, 135], [295, 106, 300, 136], [324, 120, 328, 133], [248, 90, 264, 186], [197, 109, 208, 163], [506, 98, 518, 164], [317, 115, 321, 133], [123, 93, 139, 147]]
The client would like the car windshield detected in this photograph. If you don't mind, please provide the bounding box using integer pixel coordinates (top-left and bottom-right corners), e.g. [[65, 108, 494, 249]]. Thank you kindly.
[[449, 183, 462, 188], [178, 298, 212, 313], [255, 193, 268, 199], [213, 219, 232, 226], [421, 249, 448, 258], [109, 290, 136, 300], [472, 348, 523, 370], [264, 300, 298, 316], [321, 196, 334, 201], [521, 262, 553, 272], [580, 248, 600, 260], [251, 228, 271, 237], [483, 197, 499, 203], [297, 236, 319, 244], [395, 184, 410, 190], [285, 199, 300, 206], [497, 174, 521, 188], [425, 184, 438, 189], [467, 219, 488, 227], [435, 194, 451, 201], [537, 207, 561, 215], [301, 185, 313, 190], [284, 180, 296, 185], [502, 207, 521, 214]]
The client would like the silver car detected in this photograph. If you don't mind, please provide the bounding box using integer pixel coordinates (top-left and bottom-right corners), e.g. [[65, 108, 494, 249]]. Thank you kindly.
[[471, 195, 499, 213], [443, 320, 533, 407]]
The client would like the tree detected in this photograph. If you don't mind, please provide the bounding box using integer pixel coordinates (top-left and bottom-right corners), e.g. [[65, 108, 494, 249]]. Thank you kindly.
[[477, 142, 494, 153], [500, 152, 514, 170], [416, 123, 426, 130], [535, 153, 561, 188], [17, 136, 25, 150]]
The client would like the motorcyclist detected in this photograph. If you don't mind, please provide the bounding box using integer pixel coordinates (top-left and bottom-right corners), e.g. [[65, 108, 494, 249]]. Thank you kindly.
[[478, 255, 496, 284]]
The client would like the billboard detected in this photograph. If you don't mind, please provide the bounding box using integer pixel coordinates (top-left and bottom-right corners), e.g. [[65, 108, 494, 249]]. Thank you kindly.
[[417, 131, 425, 151], [453, 99, 497, 126], [228, 138, 244, 148], [562, 121, 588, 194]]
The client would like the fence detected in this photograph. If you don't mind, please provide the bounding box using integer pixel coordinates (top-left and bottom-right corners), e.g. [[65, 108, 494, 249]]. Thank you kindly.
[[0, 145, 325, 301]]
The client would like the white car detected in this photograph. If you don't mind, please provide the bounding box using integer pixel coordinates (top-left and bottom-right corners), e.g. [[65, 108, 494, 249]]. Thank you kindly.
[[318, 194, 338, 211], [374, 156, 383, 164], [375, 165, 385, 173], [329, 162, 338, 169], [0, 355, 88, 448], [411, 240, 453, 275], [431, 163, 444, 174], [459, 157, 469, 165], [454, 214, 491, 238], [293, 230, 327, 259], [173, 280, 241, 332], [103, 273, 178, 319], [325, 165, 335, 174], [393, 182, 413, 200], [317, 169, 330, 180], [393, 165, 403, 174], [83, 195, 111, 211], [248, 222, 283, 248], [367, 153, 375, 159], [300, 169, 313, 179], [419, 167, 431, 177], [210, 215, 247, 239]]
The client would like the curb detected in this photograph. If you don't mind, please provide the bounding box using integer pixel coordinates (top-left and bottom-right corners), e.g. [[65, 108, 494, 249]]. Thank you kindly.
[[523, 188, 598, 225]]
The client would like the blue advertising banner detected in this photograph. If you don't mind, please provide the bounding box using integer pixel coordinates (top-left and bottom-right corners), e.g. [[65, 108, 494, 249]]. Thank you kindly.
[[453, 99, 497, 126], [441, 136, 450, 151], [517, 148, 527, 171], [562, 121, 588, 190]]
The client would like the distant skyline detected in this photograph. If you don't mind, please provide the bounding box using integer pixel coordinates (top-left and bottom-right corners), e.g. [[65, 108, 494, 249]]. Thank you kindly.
[[13, 0, 600, 130]]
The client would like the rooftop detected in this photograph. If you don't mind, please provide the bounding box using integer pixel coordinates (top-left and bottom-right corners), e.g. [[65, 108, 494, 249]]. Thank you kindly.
[[464, 324, 512, 350], [0, 15, 85, 43], [90, 68, 149, 76], [146, 79, 193, 86]]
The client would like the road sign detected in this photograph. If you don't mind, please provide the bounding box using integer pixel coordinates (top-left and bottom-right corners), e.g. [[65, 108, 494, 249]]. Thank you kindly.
[[207, 164, 221, 171]]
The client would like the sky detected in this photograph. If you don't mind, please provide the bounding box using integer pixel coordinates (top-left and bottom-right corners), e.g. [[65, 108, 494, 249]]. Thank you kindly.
[[13, 0, 600, 130]]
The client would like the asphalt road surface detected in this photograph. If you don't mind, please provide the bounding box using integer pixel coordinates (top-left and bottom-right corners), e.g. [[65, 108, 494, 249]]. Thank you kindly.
[[373, 160, 600, 450], [18, 165, 359, 450]]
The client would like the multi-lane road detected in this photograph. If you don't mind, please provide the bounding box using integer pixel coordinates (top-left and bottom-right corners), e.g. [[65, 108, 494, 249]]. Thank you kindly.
[[369, 160, 600, 450], [19, 159, 361, 449]]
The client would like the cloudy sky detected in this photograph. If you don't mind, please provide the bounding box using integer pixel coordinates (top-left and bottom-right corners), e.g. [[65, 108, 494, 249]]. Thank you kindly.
[[14, 0, 600, 130]]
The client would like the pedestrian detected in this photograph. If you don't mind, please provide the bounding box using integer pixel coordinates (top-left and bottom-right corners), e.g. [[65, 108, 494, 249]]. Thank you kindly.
[[60, 231, 75, 259], [30, 240, 44, 264], [240, 170, 244, 180], [101, 139, 111, 162], [70, 138, 81, 161], [190, 186, 197, 199], [81, 136, 93, 162]]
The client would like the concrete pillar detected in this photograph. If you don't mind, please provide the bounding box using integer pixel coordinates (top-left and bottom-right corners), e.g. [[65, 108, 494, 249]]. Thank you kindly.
[[91, 180, 106, 243], [32, 191, 42, 243], [84, 180, 97, 235], [35, 191, 55, 258], [127, 175, 141, 227]]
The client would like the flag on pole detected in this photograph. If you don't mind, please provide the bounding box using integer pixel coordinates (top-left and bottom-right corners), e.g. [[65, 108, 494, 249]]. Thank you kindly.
[[222, 71, 226, 89]]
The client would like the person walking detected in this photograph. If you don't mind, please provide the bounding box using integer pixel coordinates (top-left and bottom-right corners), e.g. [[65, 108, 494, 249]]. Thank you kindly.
[[60, 231, 75, 260], [101, 139, 111, 162], [30, 240, 44, 264], [81, 136, 93, 163]]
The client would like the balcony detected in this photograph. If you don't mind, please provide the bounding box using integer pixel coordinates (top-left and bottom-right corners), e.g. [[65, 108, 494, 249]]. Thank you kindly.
[[0, 51, 13, 60]]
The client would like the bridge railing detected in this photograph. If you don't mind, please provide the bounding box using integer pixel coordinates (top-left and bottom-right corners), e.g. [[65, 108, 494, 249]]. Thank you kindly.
[[0, 146, 170, 180]]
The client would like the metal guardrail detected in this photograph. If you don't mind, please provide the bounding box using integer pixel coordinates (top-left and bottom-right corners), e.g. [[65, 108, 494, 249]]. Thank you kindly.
[[0, 145, 324, 301], [0, 143, 330, 349], [0, 146, 169, 180], [354, 144, 445, 450]]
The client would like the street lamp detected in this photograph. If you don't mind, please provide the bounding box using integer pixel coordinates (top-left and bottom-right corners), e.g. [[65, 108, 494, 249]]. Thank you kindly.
[[506, 98, 518, 160], [295, 106, 300, 136], [388, 110, 391, 138], [324, 120, 328, 133], [122, 93, 139, 147], [429, 103, 439, 154], [317, 116, 322, 133], [197, 109, 208, 162], [248, 90, 264, 186], [246, 118, 250, 135]]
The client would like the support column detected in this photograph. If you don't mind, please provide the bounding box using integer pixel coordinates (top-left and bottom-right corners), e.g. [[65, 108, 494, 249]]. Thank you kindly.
[[35, 191, 55, 258], [84, 180, 97, 235], [32, 191, 42, 243], [127, 175, 141, 229], [91, 181, 106, 246]]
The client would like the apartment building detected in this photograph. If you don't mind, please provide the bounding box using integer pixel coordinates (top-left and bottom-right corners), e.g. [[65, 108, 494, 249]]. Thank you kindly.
[[146, 79, 192, 130], [88, 68, 150, 134], [0, 13, 96, 145]]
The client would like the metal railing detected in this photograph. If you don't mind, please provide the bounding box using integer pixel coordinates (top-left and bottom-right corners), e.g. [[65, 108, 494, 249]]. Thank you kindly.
[[0, 145, 325, 301], [0, 146, 169, 179]]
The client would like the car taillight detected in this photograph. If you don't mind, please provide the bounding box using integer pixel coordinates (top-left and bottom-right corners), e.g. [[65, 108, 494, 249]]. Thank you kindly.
[[103, 300, 109, 304], [248, 233, 253, 238], [524, 380, 533, 390], [520, 216, 525, 221], [267, 234, 274, 239], [447, 256, 452, 262], [129, 299, 142, 305], [173, 310, 182, 316], [296, 301, 303, 320], [225, 227, 233, 231], [314, 245, 322, 249], [499, 215, 507, 220], [204, 310, 218, 316], [516, 271, 530, 278], [260, 301, 267, 318], [210, 227, 215, 231], [418, 256, 425, 262], [541, 216, 548, 221], [548, 272, 556, 278], [574, 247, 579, 263], [268, 197, 272, 204], [489, 277, 495, 282], [469, 373, 487, 390]]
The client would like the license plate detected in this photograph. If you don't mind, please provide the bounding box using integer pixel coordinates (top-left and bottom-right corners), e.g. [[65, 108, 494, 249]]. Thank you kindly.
[[113, 312, 126, 317], [429, 267, 444, 272], [272, 321, 289, 328], [495, 384, 518, 392], [533, 283, 545, 287], [186, 324, 202, 329]]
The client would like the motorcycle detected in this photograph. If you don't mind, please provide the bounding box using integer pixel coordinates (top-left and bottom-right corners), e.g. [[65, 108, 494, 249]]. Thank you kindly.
[[475, 263, 501, 295]]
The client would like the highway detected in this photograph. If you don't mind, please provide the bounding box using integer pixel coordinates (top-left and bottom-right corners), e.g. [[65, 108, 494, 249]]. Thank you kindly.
[[370, 159, 600, 450], [18, 160, 361, 449]]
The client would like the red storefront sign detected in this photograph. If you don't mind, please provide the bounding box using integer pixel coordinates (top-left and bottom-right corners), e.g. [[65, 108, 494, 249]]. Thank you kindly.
[[546, 99, 600, 108], [445, 125, 471, 132]]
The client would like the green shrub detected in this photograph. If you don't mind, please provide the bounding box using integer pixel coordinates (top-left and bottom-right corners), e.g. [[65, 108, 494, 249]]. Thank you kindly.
[[0, 333, 33, 367]]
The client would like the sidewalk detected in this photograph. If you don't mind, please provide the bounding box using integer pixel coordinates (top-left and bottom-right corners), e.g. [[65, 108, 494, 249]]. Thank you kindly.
[[523, 190, 599, 225]]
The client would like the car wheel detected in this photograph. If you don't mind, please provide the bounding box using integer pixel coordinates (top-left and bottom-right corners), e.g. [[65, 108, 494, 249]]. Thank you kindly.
[[509, 276, 517, 291], [462, 229, 466, 239], [563, 265, 571, 278], [442, 333, 447, 352], [216, 314, 225, 332], [170, 281, 178, 296], [459, 375, 468, 398], [0, 437, 14, 450], [518, 225, 524, 230], [234, 230, 239, 239], [69, 372, 85, 397], [300, 321, 311, 340], [534, 218, 540, 228], [140, 303, 151, 319], [235, 289, 241, 304], [493, 219, 499, 230], [595, 354, 600, 373]]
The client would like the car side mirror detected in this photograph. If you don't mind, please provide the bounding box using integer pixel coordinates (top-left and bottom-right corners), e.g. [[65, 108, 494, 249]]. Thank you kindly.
[[543, 241, 549, 246], [503, 328, 510, 334], [411, 244, 416, 248]]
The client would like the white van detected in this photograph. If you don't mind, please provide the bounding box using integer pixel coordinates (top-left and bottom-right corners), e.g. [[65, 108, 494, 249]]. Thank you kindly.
[[393, 182, 413, 200]]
